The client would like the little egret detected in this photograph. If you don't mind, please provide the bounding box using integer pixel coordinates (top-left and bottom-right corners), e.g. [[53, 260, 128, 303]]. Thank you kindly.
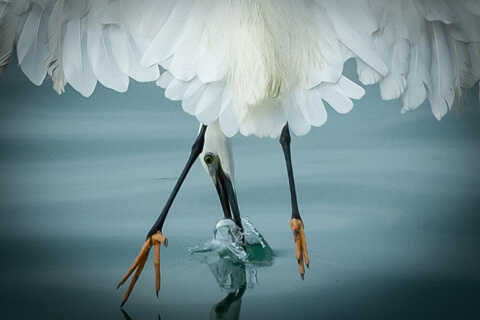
[[1, 0, 479, 306]]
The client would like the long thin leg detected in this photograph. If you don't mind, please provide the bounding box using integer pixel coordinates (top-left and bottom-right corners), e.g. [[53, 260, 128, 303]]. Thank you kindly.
[[118, 125, 207, 306], [146, 125, 207, 238], [279, 124, 310, 279], [279, 124, 301, 220]]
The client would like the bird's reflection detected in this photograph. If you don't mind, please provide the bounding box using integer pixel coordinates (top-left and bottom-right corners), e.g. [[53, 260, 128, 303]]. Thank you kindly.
[[210, 282, 246, 320], [121, 218, 272, 320], [208, 258, 254, 320], [120, 259, 252, 320], [120, 308, 133, 320], [121, 308, 162, 320]]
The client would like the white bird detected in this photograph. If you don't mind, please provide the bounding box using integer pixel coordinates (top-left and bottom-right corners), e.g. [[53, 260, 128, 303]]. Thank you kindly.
[[1, 0, 479, 306]]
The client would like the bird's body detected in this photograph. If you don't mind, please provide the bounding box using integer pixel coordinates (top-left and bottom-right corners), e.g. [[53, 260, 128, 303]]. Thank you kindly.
[[1, 0, 480, 306]]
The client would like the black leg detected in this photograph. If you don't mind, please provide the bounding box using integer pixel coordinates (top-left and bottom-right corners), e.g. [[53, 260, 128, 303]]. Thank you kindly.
[[146, 125, 207, 239], [280, 123, 310, 278], [279, 124, 301, 220], [118, 128, 207, 306]]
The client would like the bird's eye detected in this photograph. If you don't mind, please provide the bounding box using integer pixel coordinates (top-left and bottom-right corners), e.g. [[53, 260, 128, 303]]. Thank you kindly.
[[204, 154, 214, 165]]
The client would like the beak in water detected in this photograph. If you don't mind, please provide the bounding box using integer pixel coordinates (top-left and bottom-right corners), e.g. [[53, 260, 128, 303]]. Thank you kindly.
[[204, 152, 244, 233]]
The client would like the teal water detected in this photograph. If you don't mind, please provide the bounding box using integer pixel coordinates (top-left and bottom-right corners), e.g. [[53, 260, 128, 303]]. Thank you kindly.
[[1, 61, 479, 319]]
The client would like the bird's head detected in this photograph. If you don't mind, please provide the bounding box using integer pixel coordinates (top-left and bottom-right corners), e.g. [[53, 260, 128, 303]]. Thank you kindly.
[[203, 152, 222, 183], [199, 122, 240, 223], [199, 122, 235, 185]]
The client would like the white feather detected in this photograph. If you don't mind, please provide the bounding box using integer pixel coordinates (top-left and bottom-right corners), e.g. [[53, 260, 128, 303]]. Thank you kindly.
[[283, 90, 311, 136], [218, 84, 237, 137], [0, 3, 22, 73], [356, 59, 382, 85], [402, 44, 429, 112], [379, 40, 410, 100], [63, 18, 97, 97], [17, 3, 48, 85], [182, 84, 205, 115], [428, 22, 455, 120], [141, 0, 194, 67], [3, 0, 480, 138], [126, 34, 159, 82], [108, 25, 129, 77], [316, 83, 353, 115], [88, 22, 129, 92], [165, 78, 188, 101], [323, 1, 388, 77], [195, 82, 224, 124], [337, 76, 365, 100], [302, 89, 328, 127], [156, 71, 174, 89], [219, 103, 239, 138]]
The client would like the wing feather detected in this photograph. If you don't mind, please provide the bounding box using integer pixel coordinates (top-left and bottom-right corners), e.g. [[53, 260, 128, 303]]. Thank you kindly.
[[302, 90, 328, 127], [283, 90, 311, 136], [0, 2, 24, 73], [17, 3, 48, 85], [428, 21, 455, 120], [63, 18, 97, 97], [88, 23, 129, 92], [141, 0, 194, 67], [195, 82, 223, 124], [324, 0, 479, 122], [165, 78, 189, 101], [1, 0, 479, 138]]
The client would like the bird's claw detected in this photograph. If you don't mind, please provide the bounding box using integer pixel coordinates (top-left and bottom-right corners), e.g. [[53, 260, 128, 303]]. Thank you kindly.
[[117, 231, 168, 306], [290, 218, 309, 279]]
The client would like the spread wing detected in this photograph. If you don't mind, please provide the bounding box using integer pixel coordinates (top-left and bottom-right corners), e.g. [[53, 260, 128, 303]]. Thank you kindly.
[[1, 0, 479, 138], [319, 0, 480, 121], [1, 0, 239, 133]]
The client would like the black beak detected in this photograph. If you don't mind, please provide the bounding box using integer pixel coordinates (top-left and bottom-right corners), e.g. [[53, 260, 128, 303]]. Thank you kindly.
[[213, 164, 243, 233]]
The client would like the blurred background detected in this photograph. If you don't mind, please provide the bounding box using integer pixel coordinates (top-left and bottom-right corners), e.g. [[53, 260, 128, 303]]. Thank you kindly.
[[0, 59, 479, 320]]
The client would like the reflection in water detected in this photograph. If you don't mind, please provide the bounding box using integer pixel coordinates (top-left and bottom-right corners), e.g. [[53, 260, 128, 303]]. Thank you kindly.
[[121, 308, 162, 320], [210, 284, 246, 320], [119, 261, 247, 320], [120, 218, 273, 320], [209, 259, 248, 320], [207, 255, 260, 290], [193, 218, 275, 320], [120, 308, 133, 320]]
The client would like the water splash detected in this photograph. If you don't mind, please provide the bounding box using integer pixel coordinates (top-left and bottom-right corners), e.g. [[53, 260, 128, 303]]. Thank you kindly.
[[189, 217, 274, 263], [189, 217, 274, 290]]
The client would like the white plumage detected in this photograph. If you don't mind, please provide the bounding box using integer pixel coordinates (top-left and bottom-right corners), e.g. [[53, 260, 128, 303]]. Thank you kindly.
[[4, 1, 479, 301], [1, 0, 480, 137]]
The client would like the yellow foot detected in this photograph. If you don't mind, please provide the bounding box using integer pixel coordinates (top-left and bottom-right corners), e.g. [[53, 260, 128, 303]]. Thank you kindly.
[[117, 231, 168, 306], [290, 218, 310, 279]]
